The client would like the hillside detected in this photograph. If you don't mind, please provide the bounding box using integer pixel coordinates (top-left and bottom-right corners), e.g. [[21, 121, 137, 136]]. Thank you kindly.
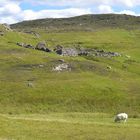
[[0, 14, 140, 139], [1, 20, 140, 115], [11, 14, 140, 31]]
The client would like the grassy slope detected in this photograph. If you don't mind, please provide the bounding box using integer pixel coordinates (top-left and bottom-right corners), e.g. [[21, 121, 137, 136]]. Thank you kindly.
[[0, 23, 140, 139], [0, 26, 140, 115]]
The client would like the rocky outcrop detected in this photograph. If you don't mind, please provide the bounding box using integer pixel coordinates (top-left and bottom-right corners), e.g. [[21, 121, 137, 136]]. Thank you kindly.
[[77, 48, 121, 57], [17, 42, 52, 52], [92, 49, 121, 57], [16, 41, 121, 58], [54, 45, 121, 57]]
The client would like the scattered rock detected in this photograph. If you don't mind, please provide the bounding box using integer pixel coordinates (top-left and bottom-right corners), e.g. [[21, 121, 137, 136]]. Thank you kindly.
[[16, 41, 121, 58], [16, 42, 34, 49], [58, 59, 65, 63], [38, 64, 44, 68], [107, 65, 112, 70], [24, 44, 34, 49], [16, 42, 24, 47], [53, 63, 71, 72]]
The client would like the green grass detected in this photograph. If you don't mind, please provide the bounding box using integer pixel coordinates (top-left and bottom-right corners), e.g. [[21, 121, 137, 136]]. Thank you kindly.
[[0, 28, 140, 115], [0, 25, 140, 139], [0, 113, 139, 140]]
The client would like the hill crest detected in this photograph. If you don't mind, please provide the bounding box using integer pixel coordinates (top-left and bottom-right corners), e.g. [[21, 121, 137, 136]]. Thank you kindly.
[[11, 14, 140, 31]]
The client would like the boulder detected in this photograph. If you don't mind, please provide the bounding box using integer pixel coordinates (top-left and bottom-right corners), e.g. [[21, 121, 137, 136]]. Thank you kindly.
[[54, 45, 63, 55], [36, 42, 51, 52]]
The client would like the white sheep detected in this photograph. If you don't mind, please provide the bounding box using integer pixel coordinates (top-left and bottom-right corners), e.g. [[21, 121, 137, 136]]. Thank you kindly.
[[114, 113, 128, 123]]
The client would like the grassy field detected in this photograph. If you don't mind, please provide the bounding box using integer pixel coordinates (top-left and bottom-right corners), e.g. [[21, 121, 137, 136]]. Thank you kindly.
[[0, 23, 140, 139], [0, 113, 140, 140]]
